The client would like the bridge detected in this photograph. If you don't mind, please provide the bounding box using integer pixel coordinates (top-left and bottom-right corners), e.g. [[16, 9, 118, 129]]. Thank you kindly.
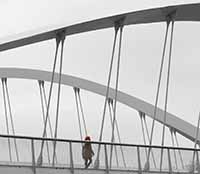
[[0, 2, 200, 174], [0, 134, 199, 174]]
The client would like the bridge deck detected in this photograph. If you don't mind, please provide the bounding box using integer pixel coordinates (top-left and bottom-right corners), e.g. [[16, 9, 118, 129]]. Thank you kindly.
[[0, 166, 190, 174]]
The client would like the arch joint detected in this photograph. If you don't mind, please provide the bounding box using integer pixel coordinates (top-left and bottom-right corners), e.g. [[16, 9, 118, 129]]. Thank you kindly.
[[55, 30, 66, 44], [1, 77, 7, 83], [169, 127, 176, 134], [73, 87, 80, 93], [38, 80, 44, 87], [138, 111, 145, 119], [114, 17, 125, 32], [108, 98, 113, 105], [165, 10, 177, 24]]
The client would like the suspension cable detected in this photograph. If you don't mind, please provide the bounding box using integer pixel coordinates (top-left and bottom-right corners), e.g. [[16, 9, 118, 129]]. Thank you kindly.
[[41, 81, 54, 138], [174, 131, 184, 169], [139, 111, 148, 158], [74, 87, 83, 141], [52, 32, 66, 166], [4, 79, 19, 162], [40, 80, 58, 163], [77, 88, 88, 136], [160, 19, 175, 171], [109, 98, 126, 167], [192, 112, 200, 172], [108, 98, 119, 167], [145, 19, 170, 171], [140, 112, 157, 168], [170, 128, 178, 169], [110, 24, 124, 168], [38, 80, 51, 163], [37, 31, 63, 166], [1, 78, 12, 162], [143, 114, 157, 168], [94, 22, 119, 169]]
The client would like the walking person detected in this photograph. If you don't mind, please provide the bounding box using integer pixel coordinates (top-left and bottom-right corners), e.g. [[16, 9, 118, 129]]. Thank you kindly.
[[82, 136, 94, 168]]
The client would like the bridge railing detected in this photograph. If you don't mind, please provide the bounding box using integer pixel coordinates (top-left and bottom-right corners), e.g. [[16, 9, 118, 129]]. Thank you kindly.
[[0, 134, 199, 173]]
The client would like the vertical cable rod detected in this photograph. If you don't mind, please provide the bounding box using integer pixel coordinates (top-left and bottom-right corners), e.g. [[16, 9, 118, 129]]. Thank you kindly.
[[77, 89, 88, 136], [38, 81, 51, 163], [109, 99, 126, 167], [174, 131, 184, 169], [170, 128, 178, 169], [108, 99, 119, 167], [74, 87, 83, 141], [4, 79, 19, 162], [143, 115, 157, 168], [145, 20, 170, 170], [94, 23, 119, 169], [110, 25, 124, 168], [37, 31, 62, 166], [41, 81, 54, 138], [139, 112, 148, 158], [1, 78, 12, 162], [52, 34, 66, 166], [160, 19, 175, 171], [192, 112, 200, 172], [41, 81, 58, 163]]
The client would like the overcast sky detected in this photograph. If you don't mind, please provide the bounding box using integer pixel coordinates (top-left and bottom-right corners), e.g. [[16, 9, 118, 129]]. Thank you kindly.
[[0, 0, 200, 148]]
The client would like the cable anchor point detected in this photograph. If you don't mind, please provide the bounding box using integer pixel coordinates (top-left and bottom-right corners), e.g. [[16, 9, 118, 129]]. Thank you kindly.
[[169, 127, 175, 134], [166, 9, 177, 25], [114, 17, 125, 32], [38, 80, 44, 87], [138, 111, 145, 119], [73, 87, 80, 93], [1, 77, 7, 82], [55, 30, 66, 45], [108, 98, 113, 105]]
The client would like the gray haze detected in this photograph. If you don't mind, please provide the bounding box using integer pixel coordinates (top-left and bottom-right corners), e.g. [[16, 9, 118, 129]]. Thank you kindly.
[[0, 0, 200, 147]]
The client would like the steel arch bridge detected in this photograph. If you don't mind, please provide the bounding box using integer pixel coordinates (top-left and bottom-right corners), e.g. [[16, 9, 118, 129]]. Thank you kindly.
[[0, 67, 197, 142], [0, 2, 200, 174], [0, 67, 198, 174]]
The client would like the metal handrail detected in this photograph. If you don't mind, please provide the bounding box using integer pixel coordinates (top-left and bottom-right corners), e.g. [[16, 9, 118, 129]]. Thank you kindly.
[[0, 133, 199, 173], [0, 134, 198, 151]]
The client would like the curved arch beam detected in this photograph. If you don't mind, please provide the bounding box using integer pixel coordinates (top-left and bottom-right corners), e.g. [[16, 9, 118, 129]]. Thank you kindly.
[[0, 3, 200, 52], [0, 67, 197, 142]]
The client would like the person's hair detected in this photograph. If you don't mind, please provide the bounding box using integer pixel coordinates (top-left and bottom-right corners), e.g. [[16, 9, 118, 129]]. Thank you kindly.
[[85, 136, 91, 140]]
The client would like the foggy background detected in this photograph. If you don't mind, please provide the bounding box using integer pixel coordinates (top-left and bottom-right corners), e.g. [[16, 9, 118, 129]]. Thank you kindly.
[[0, 0, 199, 147]]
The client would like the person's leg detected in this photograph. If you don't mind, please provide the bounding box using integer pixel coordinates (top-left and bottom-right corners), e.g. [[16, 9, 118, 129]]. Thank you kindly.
[[84, 159, 88, 168], [87, 158, 92, 168]]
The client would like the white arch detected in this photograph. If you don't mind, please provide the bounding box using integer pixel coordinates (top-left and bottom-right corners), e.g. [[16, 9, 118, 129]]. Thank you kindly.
[[0, 3, 200, 51], [0, 67, 197, 142]]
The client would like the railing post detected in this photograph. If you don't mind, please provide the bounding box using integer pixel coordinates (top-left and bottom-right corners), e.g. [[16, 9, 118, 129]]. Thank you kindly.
[[137, 146, 142, 174], [69, 142, 74, 174], [104, 144, 109, 173], [167, 149, 172, 174], [31, 139, 36, 174]]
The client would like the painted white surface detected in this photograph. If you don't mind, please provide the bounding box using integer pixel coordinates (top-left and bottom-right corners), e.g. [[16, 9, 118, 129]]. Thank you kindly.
[[0, 67, 197, 142], [0, 3, 200, 52]]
